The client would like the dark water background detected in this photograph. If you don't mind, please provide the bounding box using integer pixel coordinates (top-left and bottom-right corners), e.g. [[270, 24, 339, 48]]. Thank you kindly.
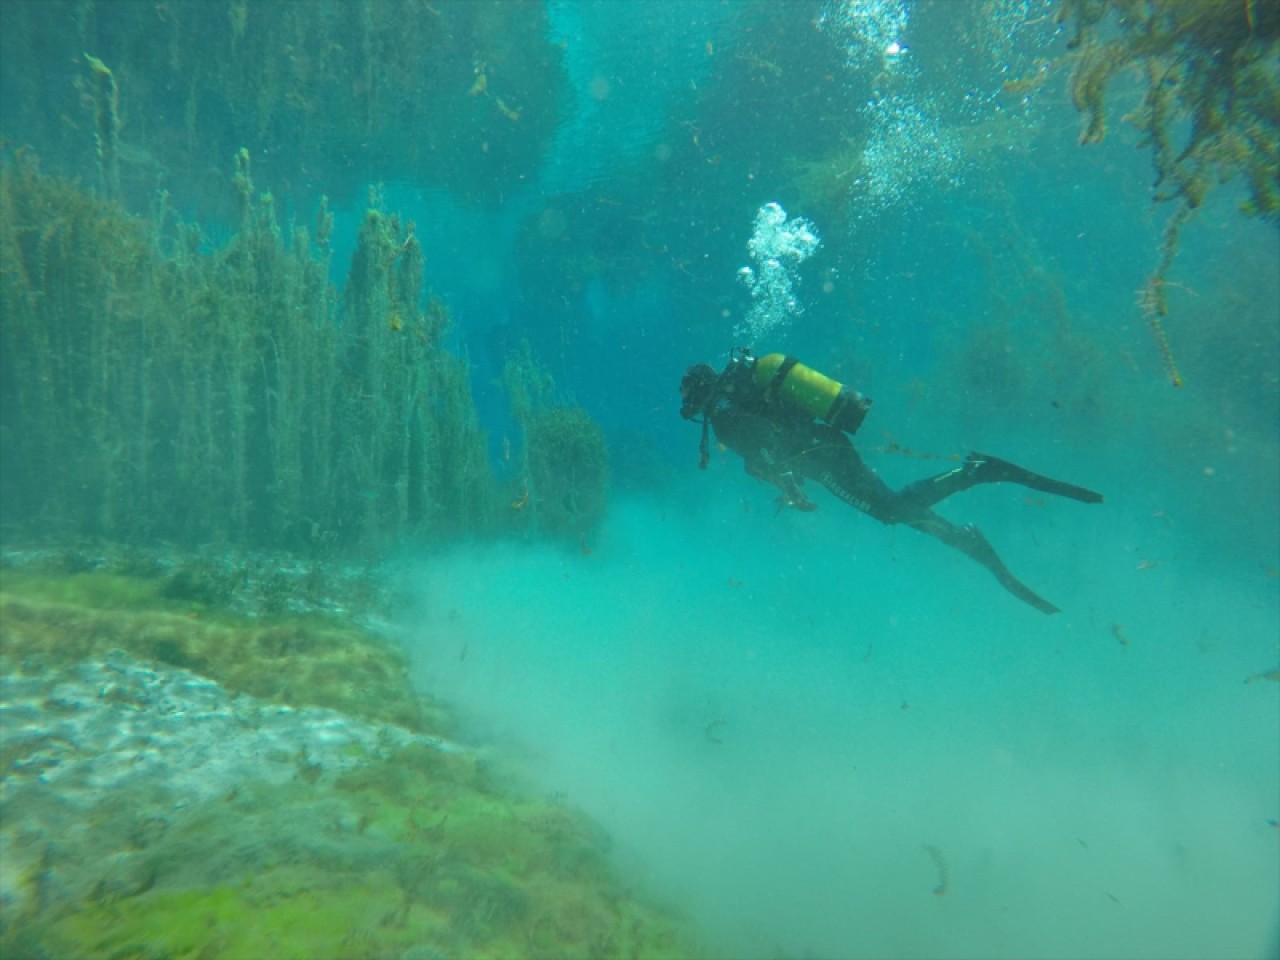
[[2, 1, 1277, 958]]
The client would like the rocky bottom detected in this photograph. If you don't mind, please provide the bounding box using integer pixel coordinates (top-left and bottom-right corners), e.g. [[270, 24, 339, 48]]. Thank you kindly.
[[0, 563, 704, 960]]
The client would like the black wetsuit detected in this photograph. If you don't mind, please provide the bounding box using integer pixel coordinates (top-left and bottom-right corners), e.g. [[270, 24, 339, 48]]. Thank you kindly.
[[702, 362, 1103, 614]]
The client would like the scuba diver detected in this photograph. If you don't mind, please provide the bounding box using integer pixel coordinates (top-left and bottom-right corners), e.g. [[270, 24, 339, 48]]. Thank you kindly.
[[679, 348, 1103, 614]]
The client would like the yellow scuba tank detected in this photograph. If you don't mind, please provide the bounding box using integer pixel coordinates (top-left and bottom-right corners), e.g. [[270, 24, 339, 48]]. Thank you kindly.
[[753, 353, 872, 435]]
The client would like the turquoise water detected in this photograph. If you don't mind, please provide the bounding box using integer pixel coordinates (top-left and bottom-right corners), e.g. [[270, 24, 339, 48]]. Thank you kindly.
[[408, 492, 1278, 957], [398, 3, 1280, 956], [2, 1, 1277, 957]]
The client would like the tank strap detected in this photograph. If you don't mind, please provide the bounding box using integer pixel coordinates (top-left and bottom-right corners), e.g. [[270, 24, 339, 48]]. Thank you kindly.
[[762, 355, 798, 405]]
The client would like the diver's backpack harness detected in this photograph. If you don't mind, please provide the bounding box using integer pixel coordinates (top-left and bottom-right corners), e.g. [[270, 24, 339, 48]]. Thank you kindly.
[[693, 349, 872, 468]]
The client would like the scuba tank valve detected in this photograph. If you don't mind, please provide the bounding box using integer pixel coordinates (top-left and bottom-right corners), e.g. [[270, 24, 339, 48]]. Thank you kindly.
[[753, 353, 872, 435]]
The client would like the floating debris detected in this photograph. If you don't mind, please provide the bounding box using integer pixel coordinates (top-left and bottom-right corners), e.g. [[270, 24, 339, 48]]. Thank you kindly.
[[923, 844, 949, 897], [704, 719, 726, 745]]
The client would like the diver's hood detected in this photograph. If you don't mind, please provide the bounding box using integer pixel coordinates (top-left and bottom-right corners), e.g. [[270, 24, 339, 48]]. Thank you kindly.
[[679, 363, 717, 420]]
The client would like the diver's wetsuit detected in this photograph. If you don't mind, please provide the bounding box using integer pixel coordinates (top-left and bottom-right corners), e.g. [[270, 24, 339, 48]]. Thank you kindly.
[[699, 362, 1103, 614]]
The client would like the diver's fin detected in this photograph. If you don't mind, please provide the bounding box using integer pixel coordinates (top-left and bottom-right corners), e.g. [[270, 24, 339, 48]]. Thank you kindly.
[[968, 453, 1103, 505], [995, 571, 1060, 615], [909, 515, 1061, 614], [954, 522, 1060, 614]]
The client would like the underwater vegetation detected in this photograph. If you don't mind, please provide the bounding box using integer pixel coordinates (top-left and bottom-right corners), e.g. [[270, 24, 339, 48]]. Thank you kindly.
[[502, 344, 610, 544], [0, 562, 706, 960], [0, 17, 624, 946], [0, 152, 606, 553], [0, 0, 568, 214], [1057, 0, 1280, 386], [0, 149, 483, 551], [0, 557, 436, 731], [0, 127, 620, 945]]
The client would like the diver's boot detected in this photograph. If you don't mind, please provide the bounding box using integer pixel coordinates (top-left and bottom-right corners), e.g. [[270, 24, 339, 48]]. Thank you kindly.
[[953, 523, 1060, 615], [966, 453, 1103, 505]]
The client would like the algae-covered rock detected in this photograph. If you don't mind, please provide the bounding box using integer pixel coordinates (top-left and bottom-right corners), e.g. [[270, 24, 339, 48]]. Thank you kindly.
[[0, 567, 707, 960], [0, 573, 431, 732]]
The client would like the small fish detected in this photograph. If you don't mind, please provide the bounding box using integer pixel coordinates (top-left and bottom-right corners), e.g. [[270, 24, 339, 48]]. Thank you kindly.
[[1136, 559, 1162, 571], [1112, 623, 1130, 648]]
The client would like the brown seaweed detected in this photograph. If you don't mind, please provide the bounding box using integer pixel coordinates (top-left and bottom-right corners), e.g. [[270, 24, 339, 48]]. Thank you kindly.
[[1059, 0, 1280, 386]]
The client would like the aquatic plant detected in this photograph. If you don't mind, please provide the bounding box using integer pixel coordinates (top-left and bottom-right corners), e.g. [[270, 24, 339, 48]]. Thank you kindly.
[[337, 193, 498, 546], [1058, 0, 1280, 385], [0, 0, 569, 215], [81, 53, 121, 200], [0, 152, 504, 553], [502, 344, 610, 544]]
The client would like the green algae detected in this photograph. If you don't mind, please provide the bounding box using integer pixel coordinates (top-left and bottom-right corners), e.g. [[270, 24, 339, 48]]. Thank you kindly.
[[0, 568, 708, 960], [44, 881, 429, 960], [0, 571, 433, 733], [0, 571, 172, 613], [8, 748, 703, 960]]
